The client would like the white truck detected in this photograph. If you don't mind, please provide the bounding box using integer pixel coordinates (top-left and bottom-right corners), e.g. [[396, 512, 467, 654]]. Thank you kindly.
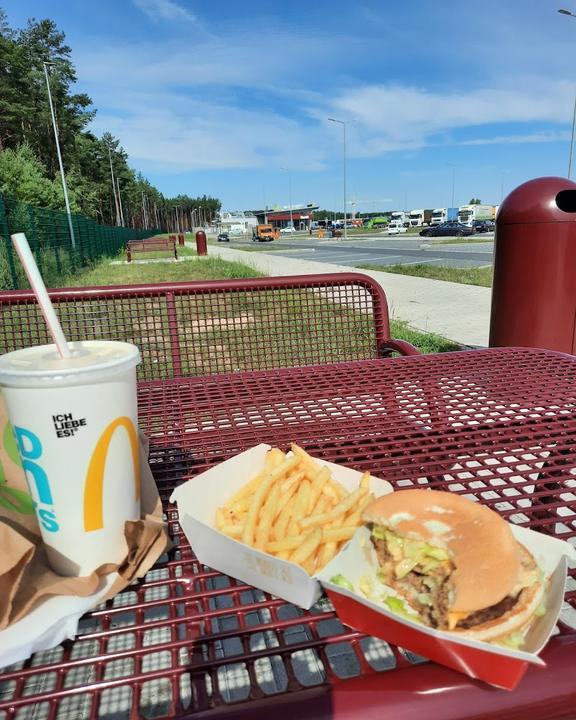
[[430, 207, 458, 225], [387, 211, 408, 234], [408, 209, 433, 227], [457, 204, 494, 227]]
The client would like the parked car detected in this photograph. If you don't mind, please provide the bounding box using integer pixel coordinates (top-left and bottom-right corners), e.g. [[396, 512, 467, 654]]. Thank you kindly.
[[386, 224, 407, 235], [472, 220, 495, 233], [280, 226, 297, 234], [217, 232, 230, 242], [420, 222, 475, 237]]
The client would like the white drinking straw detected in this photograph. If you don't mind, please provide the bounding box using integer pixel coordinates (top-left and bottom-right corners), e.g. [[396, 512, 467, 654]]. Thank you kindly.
[[11, 233, 72, 359]]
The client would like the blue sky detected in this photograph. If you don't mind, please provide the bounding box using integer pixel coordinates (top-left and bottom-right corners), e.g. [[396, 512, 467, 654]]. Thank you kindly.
[[4, 0, 576, 212]]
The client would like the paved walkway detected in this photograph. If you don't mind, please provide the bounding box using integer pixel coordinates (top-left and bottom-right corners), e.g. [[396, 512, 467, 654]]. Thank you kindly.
[[196, 244, 491, 347]]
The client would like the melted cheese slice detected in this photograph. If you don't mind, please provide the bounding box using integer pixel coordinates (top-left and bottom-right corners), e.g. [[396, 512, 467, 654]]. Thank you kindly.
[[447, 611, 469, 630]]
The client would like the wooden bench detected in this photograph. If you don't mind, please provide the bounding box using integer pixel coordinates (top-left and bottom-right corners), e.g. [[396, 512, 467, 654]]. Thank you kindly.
[[126, 236, 178, 262]]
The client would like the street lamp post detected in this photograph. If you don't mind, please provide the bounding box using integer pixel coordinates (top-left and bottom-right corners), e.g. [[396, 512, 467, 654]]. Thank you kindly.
[[557, 9, 576, 178], [107, 144, 121, 226], [328, 117, 348, 241], [447, 163, 457, 207], [568, 96, 576, 179], [281, 168, 294, 229], [43, 62, 75, 249]]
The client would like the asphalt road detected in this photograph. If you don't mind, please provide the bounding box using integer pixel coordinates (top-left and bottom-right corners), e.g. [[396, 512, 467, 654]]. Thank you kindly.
[[226, 234, 495, 269]]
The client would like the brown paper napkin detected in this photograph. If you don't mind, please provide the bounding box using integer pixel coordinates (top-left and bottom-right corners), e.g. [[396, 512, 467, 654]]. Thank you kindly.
[[0, 413, 170, 630]]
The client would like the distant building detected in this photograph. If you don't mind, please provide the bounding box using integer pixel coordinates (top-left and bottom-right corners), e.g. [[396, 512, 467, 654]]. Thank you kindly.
[[253, 204, 319, 230], [216, 211, 257, 235]]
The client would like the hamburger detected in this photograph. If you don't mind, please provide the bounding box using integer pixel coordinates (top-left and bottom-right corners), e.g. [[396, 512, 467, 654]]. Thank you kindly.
[[362, 489, 545, 642]]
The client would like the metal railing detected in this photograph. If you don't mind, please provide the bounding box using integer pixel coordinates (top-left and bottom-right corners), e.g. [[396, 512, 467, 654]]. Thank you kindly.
[[0, 195, 161, 289]]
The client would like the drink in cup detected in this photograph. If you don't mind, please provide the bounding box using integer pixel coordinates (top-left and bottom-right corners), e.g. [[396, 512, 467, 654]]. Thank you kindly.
[[0, 340, 141, 576]]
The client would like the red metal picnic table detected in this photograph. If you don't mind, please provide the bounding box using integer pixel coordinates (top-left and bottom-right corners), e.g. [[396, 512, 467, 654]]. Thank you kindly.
[[1, 346, 575, 719]]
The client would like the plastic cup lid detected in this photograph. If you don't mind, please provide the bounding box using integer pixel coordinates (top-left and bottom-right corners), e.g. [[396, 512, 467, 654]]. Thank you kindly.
[[0, 340, 141, 387]]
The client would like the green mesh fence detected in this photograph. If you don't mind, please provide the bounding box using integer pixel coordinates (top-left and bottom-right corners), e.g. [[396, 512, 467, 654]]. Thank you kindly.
[[0, 195, 161, 289]]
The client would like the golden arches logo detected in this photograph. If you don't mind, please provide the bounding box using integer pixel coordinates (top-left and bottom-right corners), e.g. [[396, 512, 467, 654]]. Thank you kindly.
[[83, 416, 139, 532]]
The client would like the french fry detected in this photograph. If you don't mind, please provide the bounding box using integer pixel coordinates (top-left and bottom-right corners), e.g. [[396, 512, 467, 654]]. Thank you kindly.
[[265, 448, 286, 470], [228, 496, 252, 514], [242, 454, 300, 545], [329, 478, 347, 501], [287, 479, 311, 537], [299, 488, 367, 530], [267, 526, 358, 554], [345, 492, 375, 527], [321, 483, 339, 500], [220, 506, 238, 522], [359, 471, 370, 490], [317, 539, 337, 570], [290, 443, 316, 466], [254, 485, 280, 550], [225, 471, 266, 507], [308, 466, 330, 513], [311, 492, 331, 516], [302, 555, 317, 575], [215, 507, 227, 530], [274, 492, 296, 540], [322, 525, 357, 544], [290, 527, 322, 565], [280, 471, 303, 494], [220, 524, 243, 539]]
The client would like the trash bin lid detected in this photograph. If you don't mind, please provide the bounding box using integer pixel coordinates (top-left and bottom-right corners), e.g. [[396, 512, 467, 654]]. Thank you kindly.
[[497, 176, 576, 224]]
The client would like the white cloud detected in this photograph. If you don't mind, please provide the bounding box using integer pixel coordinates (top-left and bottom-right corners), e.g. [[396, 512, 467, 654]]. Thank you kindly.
[[320, 81, 576, 156], [74, 24, 576, 174], [133, 0, 196, 23], [75, 34, 330, 91], [90, 91, 327, 172], [74, 35, 338, 172], [461, 131, 571, 146]]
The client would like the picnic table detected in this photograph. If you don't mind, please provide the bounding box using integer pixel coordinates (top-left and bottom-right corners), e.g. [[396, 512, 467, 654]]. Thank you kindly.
[[0, 274, 574, 719]]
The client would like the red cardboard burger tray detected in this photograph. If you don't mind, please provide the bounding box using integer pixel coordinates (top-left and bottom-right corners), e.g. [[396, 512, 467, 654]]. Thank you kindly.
[[0, 350, 575, 719]]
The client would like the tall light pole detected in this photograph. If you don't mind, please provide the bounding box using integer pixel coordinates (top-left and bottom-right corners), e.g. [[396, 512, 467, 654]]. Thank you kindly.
[[43, 62, 75, 249], [281, 168, 294, 229], [558, 9, 576, 177], [107, 144, 121, 226], [499, 170, 510, 203], [447, 163, 457, 207], [568, 96, 576, 179], [116, 176, 125, 226], [328, 117, 348, 241]]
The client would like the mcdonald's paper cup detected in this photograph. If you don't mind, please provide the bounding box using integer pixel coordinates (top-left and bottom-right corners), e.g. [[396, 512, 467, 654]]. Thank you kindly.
[[0, 340, 141, 576]]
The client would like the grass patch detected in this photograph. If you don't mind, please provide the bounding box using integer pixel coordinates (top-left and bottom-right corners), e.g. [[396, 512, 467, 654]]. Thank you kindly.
[[424, 236, 492, 245], [342, 227, 387, 235], [125, 245, 197, 260], [59, 254, 263, 287], [358, 263, 492, 288], [390, 320, 460, 353], [228, 243, 291, 252]]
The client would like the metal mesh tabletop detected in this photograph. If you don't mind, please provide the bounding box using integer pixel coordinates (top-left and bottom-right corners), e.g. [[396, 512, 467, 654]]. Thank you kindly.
[[1, 348, 575, 720]]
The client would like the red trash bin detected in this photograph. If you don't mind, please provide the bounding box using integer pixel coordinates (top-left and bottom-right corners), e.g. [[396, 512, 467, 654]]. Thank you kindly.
[[196, 230, 207, 256], [489, 176, 576, 354], [178, 233, 185, 246]]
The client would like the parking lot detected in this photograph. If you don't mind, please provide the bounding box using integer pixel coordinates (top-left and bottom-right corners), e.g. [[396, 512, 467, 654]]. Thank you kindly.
[[226, 234, 495, 269]]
